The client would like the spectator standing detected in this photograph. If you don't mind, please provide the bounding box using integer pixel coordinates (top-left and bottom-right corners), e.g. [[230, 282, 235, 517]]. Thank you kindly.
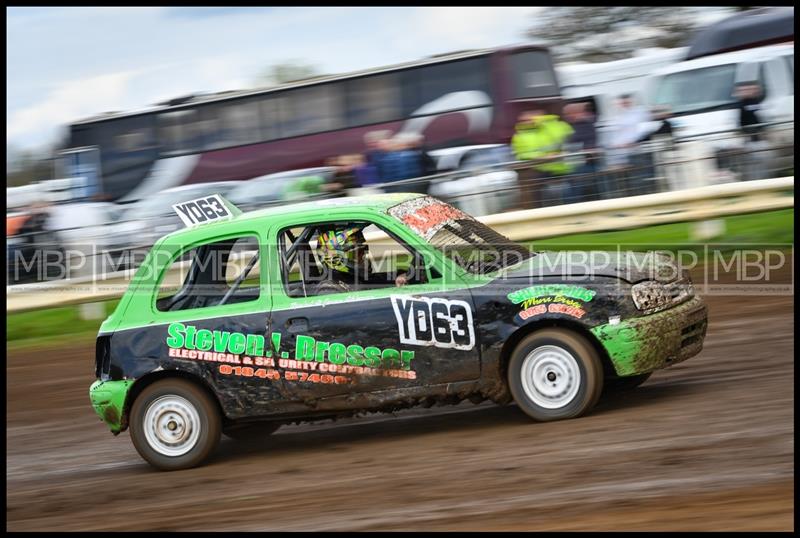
[[606, 94, 651, 195], [562, 102, 600, 202], [398, 133, 433, 194], [606, 94, 650, 166], [511, 110, 575, 207], [327, 154, 362, 198], [357, 130, 392, 186], [735, 81, 765, 143], [11, 202, 59, 283], [733, 81, 770, 181], [636, 105, 681, 192], [379, 134, 426, 193]]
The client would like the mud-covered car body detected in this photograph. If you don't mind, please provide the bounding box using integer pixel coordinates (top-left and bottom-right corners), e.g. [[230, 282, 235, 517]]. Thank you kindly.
[[90, 193, 707, 439]]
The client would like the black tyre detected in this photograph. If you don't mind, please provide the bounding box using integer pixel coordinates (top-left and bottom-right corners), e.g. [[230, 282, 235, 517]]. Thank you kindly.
[[223, 422, 281, 441], [129, 378, 221, 471], [604, 372, 652, 393], [507, 328, 604, 421]]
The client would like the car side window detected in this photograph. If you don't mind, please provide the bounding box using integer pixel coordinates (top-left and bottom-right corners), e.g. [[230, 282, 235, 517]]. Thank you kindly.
[[278, 220, 429, 299], [156, 234, 261, 312]]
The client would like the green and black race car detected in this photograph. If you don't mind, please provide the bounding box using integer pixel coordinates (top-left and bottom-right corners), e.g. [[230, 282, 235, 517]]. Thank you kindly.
[[89, 193, 708, 470]]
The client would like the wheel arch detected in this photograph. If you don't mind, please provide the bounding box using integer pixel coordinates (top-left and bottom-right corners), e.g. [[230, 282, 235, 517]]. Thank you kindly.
[[498, 318, 615, 384], [122, 370, 228, 432]]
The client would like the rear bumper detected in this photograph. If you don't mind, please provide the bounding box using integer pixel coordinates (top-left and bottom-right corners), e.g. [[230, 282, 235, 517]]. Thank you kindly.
[[591, 295, 708, 377], [89, 379, 134, 434]]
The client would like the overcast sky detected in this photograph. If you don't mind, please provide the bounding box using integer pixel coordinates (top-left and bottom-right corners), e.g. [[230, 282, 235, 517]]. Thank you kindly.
[[6, 6, 735, 153]]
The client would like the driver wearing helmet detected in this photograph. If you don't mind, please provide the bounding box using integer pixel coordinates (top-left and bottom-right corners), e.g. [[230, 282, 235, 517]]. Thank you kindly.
[[313, 225, 409, 295]]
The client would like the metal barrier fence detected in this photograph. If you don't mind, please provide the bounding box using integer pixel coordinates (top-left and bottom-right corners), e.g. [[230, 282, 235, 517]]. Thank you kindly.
[[7, 122, 794, 286], [6, 176, 794, 313]]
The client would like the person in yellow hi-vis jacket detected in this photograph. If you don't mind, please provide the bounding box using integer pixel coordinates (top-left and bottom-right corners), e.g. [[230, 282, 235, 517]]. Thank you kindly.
[[512, 110, 575, 174], [511, 110, 575, 207]]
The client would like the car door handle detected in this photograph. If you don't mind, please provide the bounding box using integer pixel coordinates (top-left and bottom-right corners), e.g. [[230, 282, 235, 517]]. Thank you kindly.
[[286, 317, 309, 333]]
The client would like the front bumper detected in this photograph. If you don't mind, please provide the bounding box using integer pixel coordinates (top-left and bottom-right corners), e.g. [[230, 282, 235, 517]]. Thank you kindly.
[[89, 379, 134, 434], [591, 295, 708, 377]]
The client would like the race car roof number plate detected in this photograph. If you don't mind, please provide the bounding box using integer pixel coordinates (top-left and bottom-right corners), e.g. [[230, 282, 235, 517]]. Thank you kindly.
[[173, 194, 236, 228]]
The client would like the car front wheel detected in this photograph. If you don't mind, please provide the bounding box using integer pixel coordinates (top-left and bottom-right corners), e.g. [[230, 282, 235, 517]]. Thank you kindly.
[[508, 328, 604, 422], [130, 378, 221, 471]]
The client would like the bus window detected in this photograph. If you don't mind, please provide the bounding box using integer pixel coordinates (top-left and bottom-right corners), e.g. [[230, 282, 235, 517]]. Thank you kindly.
[[112, 119, 156, 153], [407, 57, 492, 115], [218, 99, 261, 147], [115, 131, 147, 153], [345, 74, 401, 127], [259, 97, 280, 141], [400, 69, 422, 117], [158, 109, 205, 156], [510, 50, 559, 99], [279, 83, 345, 138], [198, 105, 223, 150]]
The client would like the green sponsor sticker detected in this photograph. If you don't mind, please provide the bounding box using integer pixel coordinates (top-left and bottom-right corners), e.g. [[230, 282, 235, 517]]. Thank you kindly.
[[508, 284, 596, 305], [166, 322, 415, 371]]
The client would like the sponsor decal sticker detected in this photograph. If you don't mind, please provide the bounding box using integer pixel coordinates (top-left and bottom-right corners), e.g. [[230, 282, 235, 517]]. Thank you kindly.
[[165, 322, 417, 383], [508, 285, 596, 320], [508, 284, 596, 304]]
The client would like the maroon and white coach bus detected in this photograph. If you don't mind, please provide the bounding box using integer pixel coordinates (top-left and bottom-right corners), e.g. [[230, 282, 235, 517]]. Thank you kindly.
[[65, 44, 563, 201]]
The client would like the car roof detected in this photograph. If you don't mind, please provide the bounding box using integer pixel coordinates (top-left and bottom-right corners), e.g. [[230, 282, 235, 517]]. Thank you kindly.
[[157, 192, 425, 244], [685, 7, 793, 61], [652, 43, 794, 76]]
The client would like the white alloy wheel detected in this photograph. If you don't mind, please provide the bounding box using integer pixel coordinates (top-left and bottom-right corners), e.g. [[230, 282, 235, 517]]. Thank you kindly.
[[508, 329, 603, 422], [520, 345, 581, 409], [143, 395, 201, 457], [130, 378, 221, 470]]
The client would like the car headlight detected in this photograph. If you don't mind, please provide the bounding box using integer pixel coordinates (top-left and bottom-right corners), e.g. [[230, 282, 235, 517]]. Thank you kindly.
[[632, 277, 694, 314]]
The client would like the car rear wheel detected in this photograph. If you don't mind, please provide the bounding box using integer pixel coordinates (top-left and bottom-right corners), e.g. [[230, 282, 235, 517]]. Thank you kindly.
[[508, 328, 603, 421], [130, 379, 221, 471], [223, 422, 281, 441]]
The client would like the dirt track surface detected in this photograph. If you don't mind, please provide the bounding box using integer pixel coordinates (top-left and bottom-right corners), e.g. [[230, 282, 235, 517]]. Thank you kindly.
[[6, 294, 794, 531]]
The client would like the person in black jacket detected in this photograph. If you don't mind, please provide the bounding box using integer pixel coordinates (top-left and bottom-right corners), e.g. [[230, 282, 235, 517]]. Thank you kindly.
[[637, 105, 674, 143], [734, 81, 765, 143], [733, 81, 768, 180], [563, 102, 601, 202], [12, 202, 59, 283]]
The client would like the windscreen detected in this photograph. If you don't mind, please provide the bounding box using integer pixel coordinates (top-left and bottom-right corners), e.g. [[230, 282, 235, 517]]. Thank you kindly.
[[388, 196, 533, 275], [652, 64, 738, 114]]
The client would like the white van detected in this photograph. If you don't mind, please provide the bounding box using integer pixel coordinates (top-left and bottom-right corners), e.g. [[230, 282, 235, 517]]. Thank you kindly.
[[557, 48, 687, 145], [646, 44, 794, 155]]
